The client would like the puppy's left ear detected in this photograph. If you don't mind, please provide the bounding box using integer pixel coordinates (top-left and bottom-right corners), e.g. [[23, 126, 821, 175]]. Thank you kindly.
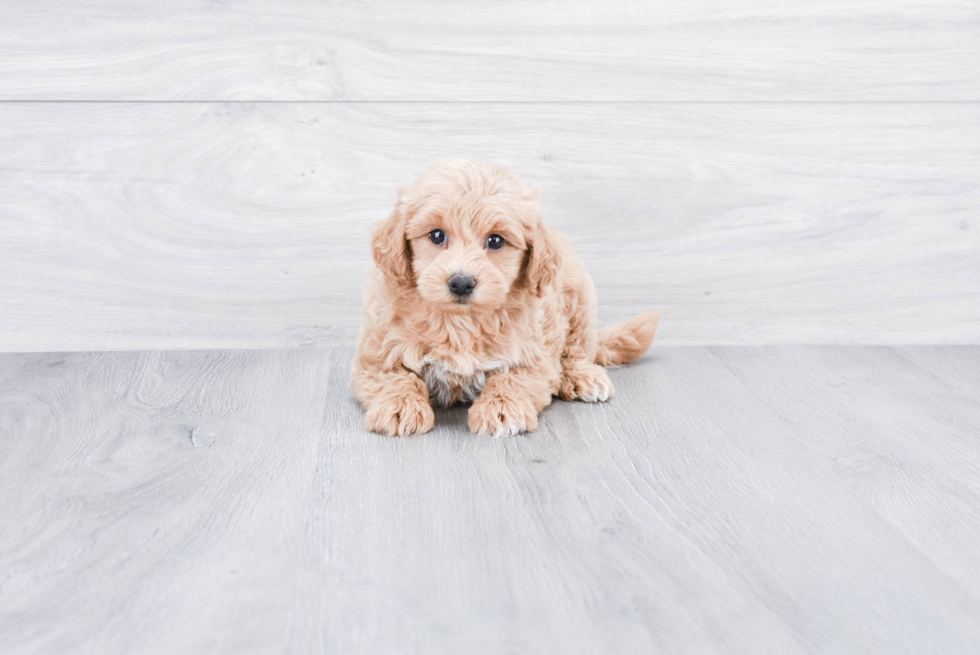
[[524, 218, 561, 298], [371, 194, 414, 288]]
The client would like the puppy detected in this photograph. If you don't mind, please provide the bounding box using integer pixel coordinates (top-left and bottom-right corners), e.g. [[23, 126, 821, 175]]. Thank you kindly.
[[351, 160, 660, 437]]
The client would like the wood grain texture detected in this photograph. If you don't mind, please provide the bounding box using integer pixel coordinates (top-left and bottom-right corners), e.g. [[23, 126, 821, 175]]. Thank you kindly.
[[1, 102, 978, 350], [1, 347, 978, 654], [1, 0, 978, 101]]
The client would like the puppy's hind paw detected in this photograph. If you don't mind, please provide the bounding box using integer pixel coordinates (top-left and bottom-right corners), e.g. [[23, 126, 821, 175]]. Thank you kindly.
[[468, 392, 539, 437], [559, 364, 614, 402], [365, 393, 435, 437]]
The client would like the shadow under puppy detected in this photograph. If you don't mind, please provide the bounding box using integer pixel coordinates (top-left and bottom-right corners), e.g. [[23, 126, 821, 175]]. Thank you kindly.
[[351, 160, 660, 437]]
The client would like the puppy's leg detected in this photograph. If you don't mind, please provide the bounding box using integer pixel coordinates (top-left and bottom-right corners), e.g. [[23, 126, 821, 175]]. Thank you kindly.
[[558, 275, 614, 403], [468, 367, 555, 437], [559, 362, 613, 402], [352, 366, 435, 437]]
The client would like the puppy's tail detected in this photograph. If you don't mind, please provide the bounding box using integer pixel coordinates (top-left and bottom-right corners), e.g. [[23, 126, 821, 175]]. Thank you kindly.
[[595, 310, 661, 366]]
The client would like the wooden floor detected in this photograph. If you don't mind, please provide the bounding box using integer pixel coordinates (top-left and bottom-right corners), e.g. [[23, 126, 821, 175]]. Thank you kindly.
[[2, 346, 978, 654]]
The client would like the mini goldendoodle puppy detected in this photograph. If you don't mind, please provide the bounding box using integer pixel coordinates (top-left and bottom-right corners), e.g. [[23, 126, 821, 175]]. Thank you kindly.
[[351, 160, 660, 437]]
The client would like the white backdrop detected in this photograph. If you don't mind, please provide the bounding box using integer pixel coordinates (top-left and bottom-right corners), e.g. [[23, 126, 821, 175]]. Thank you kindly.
[[1, 0, 978, 350]]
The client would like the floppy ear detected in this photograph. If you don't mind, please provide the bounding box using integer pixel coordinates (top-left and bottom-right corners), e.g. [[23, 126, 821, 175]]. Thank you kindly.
[[524, 220, 561, 298], [371, 198, 413, 288]]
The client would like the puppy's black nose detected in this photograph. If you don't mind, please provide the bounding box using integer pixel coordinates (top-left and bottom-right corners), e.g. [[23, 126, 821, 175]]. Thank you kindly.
[[448, 273, 476, 298]]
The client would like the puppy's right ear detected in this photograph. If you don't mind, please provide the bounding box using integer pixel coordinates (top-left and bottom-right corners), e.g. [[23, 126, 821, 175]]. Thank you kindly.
[[371, 197, 413, 288]]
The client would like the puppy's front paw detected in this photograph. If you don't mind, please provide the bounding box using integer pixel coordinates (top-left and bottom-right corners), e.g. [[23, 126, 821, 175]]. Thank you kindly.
[[559, 364, 614, 402], [365, 392, 435, 437], [468, 392, 539, 437]]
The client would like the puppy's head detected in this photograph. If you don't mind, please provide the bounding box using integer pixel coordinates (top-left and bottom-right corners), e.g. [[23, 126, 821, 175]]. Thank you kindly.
[[372, 160, 559, 310]]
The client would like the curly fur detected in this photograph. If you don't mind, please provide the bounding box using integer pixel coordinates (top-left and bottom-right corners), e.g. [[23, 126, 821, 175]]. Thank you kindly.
[[351, 160, 660, 437]]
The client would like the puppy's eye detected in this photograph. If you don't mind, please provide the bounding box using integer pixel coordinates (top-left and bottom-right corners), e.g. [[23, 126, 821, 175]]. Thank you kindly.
[[429, 229, 447, 245], [486, 234, 505, 251]]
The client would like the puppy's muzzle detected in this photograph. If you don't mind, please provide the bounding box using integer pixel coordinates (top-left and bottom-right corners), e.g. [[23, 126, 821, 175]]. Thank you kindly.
[[448, 273, 476, 299]]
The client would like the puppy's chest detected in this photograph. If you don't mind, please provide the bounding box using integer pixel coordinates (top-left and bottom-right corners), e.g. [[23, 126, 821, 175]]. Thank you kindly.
[[419, 359, 506, 407]]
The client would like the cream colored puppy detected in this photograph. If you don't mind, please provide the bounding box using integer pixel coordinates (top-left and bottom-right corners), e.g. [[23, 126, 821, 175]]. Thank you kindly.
[[352, 160, 660, 437]]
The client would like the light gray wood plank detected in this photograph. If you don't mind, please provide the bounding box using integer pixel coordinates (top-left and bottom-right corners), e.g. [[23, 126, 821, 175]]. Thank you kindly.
[[1, 347, 979, 654], [1, 0, 978, 101], [1, 102, 978, 350]]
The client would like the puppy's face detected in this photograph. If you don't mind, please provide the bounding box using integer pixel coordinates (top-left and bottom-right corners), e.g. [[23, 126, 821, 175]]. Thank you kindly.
[[372, 161, 558, 312], [406, 206, 527, 310]]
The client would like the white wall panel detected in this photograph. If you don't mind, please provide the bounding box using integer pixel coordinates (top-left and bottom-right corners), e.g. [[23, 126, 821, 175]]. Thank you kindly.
[[1, 0, 977, 101], [1, 102, 977, 350]]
